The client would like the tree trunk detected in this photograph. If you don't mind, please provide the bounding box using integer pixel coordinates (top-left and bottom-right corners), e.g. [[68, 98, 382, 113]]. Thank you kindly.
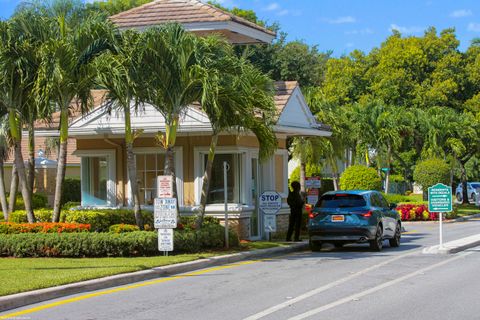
[[27, 124, 35, 196], [9, 111, 34, 222], [14, 140, 35, 222], [300, 161, 306, 193], [52, 110, 69, 222], [460, 162, 470, 205], [164, 118, 179, 220], [52, 140, 67, 222], [0, 158, 8, 220], [8, 164, 17, 214], [329, 155, 339, 190], [196, 133, 218, 229], [124, 110, 143, 229], [384, 146, 391, 194]]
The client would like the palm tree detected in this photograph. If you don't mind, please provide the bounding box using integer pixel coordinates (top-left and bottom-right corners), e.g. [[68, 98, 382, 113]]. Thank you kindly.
[[0, 19, 36, 222], [196, 54, 277, 229], [95, 29, 146, 229], [141, 24, 222, 210], [0, 113, 10, 220], [33, 1, 114, 221]]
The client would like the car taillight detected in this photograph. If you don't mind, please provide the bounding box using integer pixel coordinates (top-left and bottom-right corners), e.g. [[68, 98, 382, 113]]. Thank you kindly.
[[361, 211, 372, 217], [309, 212, 318, 219]]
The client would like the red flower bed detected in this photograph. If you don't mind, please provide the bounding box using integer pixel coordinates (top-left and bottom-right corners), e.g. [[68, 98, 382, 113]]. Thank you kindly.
[[396, 204, 439, 221], [0, 222, 91, 234]]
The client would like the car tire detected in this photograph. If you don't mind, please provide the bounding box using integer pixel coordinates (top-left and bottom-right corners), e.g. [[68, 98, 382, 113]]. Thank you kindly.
[[309, 240, 322, 252], [333, 242, 344, 248], [389, 223, 401, 247], [456, 193, 462, 202], [471, 194, 476, 203], [369, 225, 383, 251]]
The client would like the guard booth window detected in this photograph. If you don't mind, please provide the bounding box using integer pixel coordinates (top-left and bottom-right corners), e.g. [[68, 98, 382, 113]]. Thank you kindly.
[[205, 153, 242, 204]]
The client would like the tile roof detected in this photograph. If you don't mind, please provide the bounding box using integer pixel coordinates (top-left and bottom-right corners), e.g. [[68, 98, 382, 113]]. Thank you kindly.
[[274, 81, 298, 116], [110, 0, 275, 37]]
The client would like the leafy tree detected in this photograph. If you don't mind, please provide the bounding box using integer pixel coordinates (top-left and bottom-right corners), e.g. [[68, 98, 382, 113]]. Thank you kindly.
[[87, 0, 152, 15], [0, 17, 37, 222], [95, 29, 146, 229], [413, 158, 450, 200], [32, 0, 114, 222], [196, 54, 277, 228], [339, 165, 382, 191]]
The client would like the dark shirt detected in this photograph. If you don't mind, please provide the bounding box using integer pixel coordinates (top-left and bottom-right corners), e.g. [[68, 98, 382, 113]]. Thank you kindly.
[[287, 190, 304, 215]]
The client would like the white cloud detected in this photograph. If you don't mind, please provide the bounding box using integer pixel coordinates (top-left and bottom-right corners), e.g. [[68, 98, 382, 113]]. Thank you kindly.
[[345, 28, 374, 35], [324, 16, 356, 24], [450, 9, 472, 18], [389, 24, 424, 34], [345, 42, 355, 48], [265, 3, 279, 11], [468, 22, 480, 32], [277, 9, 289, 16]]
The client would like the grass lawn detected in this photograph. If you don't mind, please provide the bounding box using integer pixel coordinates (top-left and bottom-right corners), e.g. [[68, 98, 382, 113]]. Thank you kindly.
[[0, 241, 285, 296], [455, 203, 480, 217]]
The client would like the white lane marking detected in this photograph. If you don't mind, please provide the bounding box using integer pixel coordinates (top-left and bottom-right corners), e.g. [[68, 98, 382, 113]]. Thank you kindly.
[[243, 249, 419, 320], [288, 251, 472, 320]]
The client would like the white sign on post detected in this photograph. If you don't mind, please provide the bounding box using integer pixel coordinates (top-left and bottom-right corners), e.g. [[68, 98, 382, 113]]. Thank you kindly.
[[264, 215, 277, 232], [156, 175, 173, 198], [259, 191, 282, 215], [158, 228, 174, 251], [305, 177, 321, 189], [154, 198, 177, 228]]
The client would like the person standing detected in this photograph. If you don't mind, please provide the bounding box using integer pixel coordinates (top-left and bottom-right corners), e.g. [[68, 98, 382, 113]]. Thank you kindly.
[[286, 181, 305, 242]]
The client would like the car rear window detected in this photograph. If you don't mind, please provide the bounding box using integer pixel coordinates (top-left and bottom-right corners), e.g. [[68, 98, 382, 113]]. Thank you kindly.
[[316, 194, 367, 208]]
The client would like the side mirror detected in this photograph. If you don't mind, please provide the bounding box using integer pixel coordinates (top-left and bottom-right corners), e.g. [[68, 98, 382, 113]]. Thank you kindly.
[[389, 203, 397, 210]]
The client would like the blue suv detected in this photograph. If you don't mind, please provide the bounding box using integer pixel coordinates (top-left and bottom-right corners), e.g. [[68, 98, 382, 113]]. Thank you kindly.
[[308, 190, 401, 251]]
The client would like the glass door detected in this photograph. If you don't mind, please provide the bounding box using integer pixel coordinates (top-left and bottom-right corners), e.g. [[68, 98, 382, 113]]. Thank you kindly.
[[250, 156, 261, 239]]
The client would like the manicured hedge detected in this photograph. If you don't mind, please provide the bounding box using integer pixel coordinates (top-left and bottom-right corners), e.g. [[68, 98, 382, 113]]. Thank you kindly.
[[6, 193, 49, 210], [0, 222, 90, 234], [339, 165, 382, 191], [8, 209, 154, 232], [109, 224, 140, 233], [0, 224, 239, 257]]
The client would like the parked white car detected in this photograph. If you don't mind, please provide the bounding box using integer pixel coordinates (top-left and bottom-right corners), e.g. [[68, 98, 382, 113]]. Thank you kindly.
[[455, 182, 480, 203]]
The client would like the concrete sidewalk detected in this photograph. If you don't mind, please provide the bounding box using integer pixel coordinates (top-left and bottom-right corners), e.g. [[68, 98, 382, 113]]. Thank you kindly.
[[423, 234, 480, 254], [0, 242, 308, 312]]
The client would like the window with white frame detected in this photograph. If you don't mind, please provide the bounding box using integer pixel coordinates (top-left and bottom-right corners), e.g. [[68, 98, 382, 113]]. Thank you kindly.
[[78, 150, 116, 207], [205, 153, 243, 204], [136, 153, 166, 205]]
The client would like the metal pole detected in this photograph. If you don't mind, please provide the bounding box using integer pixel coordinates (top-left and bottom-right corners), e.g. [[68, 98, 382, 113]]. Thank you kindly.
[[224, 161, 229, 249], [439, 212, 443, 249]]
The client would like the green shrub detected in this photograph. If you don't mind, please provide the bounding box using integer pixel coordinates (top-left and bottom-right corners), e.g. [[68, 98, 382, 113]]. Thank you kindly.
[[0, 225, 239, 257], [109, 224, 140, 233], [413, 158, 450, 190], [289, 164, 323, 185], [0, 232, 158, 257], [8, 209, 54, 223], [339, 165, 382, 191], [62, 178, 81, 204], [12, 193, 48, 210], [62, 202, 81, 210], [9, 208, 154, 231], [383, 193, 417, 204], [64, 209, 154, 232]]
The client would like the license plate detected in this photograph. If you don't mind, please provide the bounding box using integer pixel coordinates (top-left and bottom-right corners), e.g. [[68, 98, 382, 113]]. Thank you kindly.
[[331, 215, 345, 222]]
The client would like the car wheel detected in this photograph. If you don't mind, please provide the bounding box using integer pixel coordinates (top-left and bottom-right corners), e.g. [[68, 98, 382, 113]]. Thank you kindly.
[[471, 194, 476, 203], [456, 193, 463, 202], [309, 239, 322, 252], [333, 242, 344, 249], [369, 225, 383, 251], [389, 223, 401, 247]]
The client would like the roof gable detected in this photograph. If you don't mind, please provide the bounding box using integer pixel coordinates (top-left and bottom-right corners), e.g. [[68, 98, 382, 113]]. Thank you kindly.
[[110, 0, 275, 44]]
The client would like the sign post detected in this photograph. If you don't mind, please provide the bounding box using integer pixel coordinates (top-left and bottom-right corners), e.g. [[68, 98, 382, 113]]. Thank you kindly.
[[155, 175, 175, 255], [428, 183, 452, 249], [259, 191, 282, 240]]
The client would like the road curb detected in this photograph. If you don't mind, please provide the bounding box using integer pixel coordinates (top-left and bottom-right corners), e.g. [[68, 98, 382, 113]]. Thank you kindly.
[[422, 234, 480, 255], [402, 212, 480, 225], [0, 242, 308, 313]]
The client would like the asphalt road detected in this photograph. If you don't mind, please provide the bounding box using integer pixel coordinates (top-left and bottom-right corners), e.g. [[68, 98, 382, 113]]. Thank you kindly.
[[1, 219, 480, 320]]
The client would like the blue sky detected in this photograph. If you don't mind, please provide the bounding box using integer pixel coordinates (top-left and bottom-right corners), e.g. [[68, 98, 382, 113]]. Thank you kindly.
[[1, 0, 480, 55]]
